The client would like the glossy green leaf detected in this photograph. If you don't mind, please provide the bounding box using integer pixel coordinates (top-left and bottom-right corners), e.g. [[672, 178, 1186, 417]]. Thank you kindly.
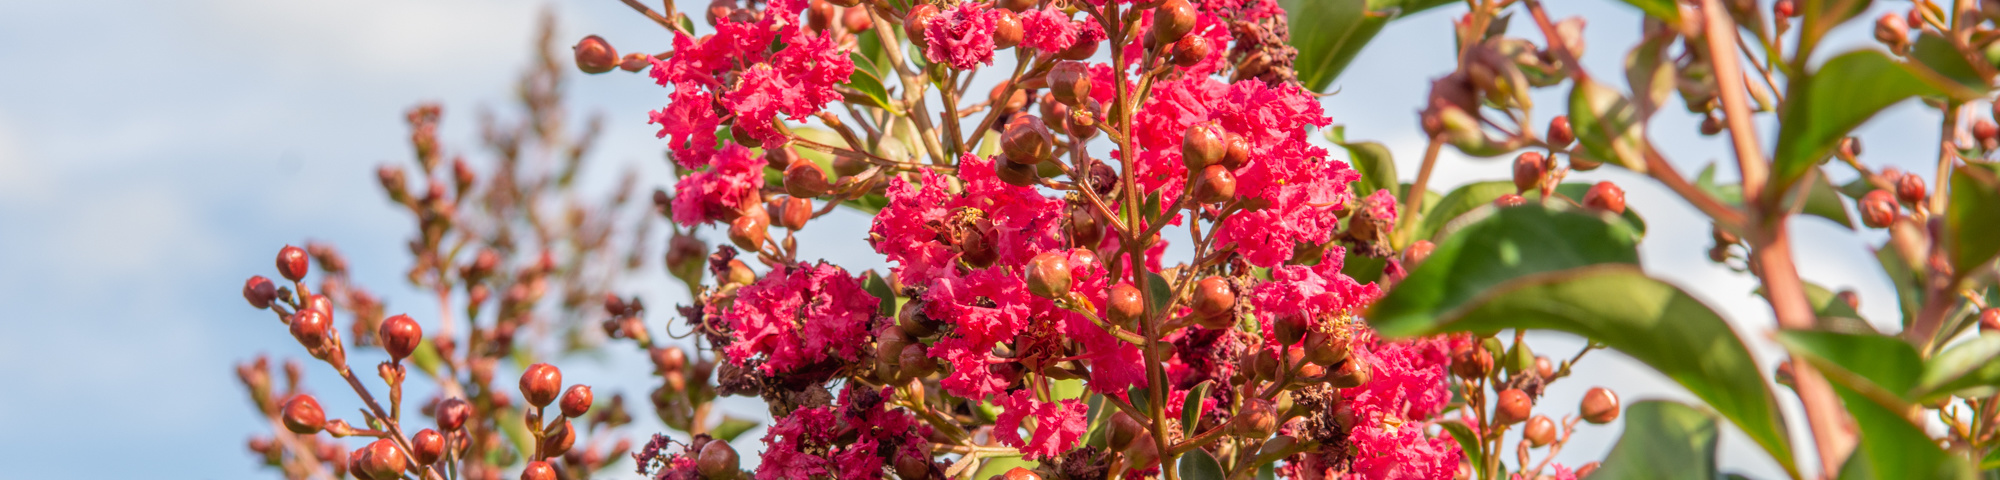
[[1911, 33, 1984, 91], [1145, 272, 1173, 319], [862, 270, 897, 316], [1439, 420, 1485, 472], [1371, 266, 1793, 470], [1588, 401, 1719, 480], [1611, 0, 1680, 24], [1797, 169, 1856, 228], [1913, 333, 2000, 401], [1772, 51, 1958, 199], [1332, 131, 1398, 199], [846, 68, 896, 112], [1568, 78, 1647, 172], [711, 415, 761, 442], [1626, 30, 1677, 112], [1415, 181, 1517, 241], [1181, 380, 1211, 430], [1946, 162, 2000, 280], [1797, 282, 1873, 333], [1773, 330, 1921, 399], [1341, 251, 1387, 285], [1374, 206, 1642, 329], [1282, 0, 1384, 92], [1085, 394, 1110, 448], [1876, 246, 1924, 328], [1178, 448, 1226, 480], [1832, 383, 1974, 480]]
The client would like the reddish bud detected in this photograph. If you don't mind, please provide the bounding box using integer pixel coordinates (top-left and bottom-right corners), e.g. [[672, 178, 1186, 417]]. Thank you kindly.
[[1026, 252, 1074, 299], [900, 343, 938, 378], [1875, 13, 1909, 50], [1512, 151, 1546, 194], [1328, 355, 1372, 387], [1450, 345, 1492, 379], [896, 451, 934, 480], [1494, 193, 1527, 208], [1219, 133, 1250, 169], [1897, 172, 1928, 205], [436, 397, 470, 431], [521, 461, 556, 480], [359, 439, 406, 480], [1068, 206, 1102, 247], [1003, 467, 1042, 480], [998, 0, 1038, 12], [1171, 35, 1211, 68], [993, 10, 1023, 49], [1304, 329, 1351, 367], [1494, 388, 1532, 425], [1107, 283, 1145, 327], [619, 52, 651, 72], [843, 5, 874, 32], [277, 245, 310, 282], [1057, 31, 1100, 60], [573, 35, 619, 74], [289, 309, 331, 350], [905, 5, 940, 49], [1981, 308, 2000, 332], [1774, 0, 1797, 17], [410, 429, 444, 466], [1524, 415, 1557, 447], [541, 419, 576, 457], [1049, 61, 1092, 106], [1978, 120, 2000, 149], [1182, 123, 1228, 170], [1234, 397, 1279, 438], [1191, 276, 1236, 318], [778, 196, 813, 230], [1404, 240, 1436, 266], [1575, 462, 1600, 478], [1840, 137, 1863, 159], [281, 395, 326, 434], [1151, 0, 1196, 44], [698, 440, 741, 479], [1580, 387, 1620, 424], [1547, 115, 1574, 147], [1582, 181, 1626, 214], [378, 314, 422, 363], [307, 294, 333, 317], [784, 160, 832, 198], [1107, 410, 1144, 451], [1192, 165, 1238, 204], [959, 226, 1001, 268], [520, 363, 563, 408], [1860, 189, 1898, 229], [994, 154, 1040, 187], [244, 276, 277, 309], [728, 212, 770, 251], [560, 385, 593, 418], [1002, 116, 1055, 164], [1273, 313, 1308, 345]]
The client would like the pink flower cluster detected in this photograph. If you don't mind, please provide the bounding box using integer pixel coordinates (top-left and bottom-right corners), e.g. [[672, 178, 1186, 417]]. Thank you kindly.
[[646, 0, 853, 169], [923, 3, 1000, 70], [758, 385, 931, 480], [1337, 330, 1462, 479], [718, 261, 879, 376]]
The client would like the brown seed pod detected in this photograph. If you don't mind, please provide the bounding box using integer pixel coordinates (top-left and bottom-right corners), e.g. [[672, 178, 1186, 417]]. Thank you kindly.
[[994, 154, 1040, 187], [1272, 313, 1308, 346], [1171, 35, 1211, 68], [521, 461, 556, 480], [519, 363, 563, 408], [1512, 151, 1546, 194], [1581, 181, 1626, 214], [1002, 116, 1055, 164], [959, 226, 1000, 268], [560, 385, 593, 418], [728, 212, 770, 251], [698, 439, 741, 479], [784, 160, 832, 198], [1580, 387, 1620, 424], [1233, 398, 1279, 438], [378, 314, 422, 363], [1182, 123, 1228, 170], [1026, 252, 1074, 299], [905, 4, 941, 49], [1524, 415, 1556, 447], [1494, 388, 1533, 425], [1546, 115, 1574, 148], [1151, 0, 1196, 45], [1859, 189, 1898, 229], [1068, 206, 1102, 247], [573, 35, 619, 74], [281, 395, 326, 434], [1049, 61, 1092, 106], [895, 451, 934, 480], [410, 429, 444, 466], [993, 9, 1023, 49], [900, 343, 938, 378], [1449, 344, 1493, 379], [277, 245, 310, 282]]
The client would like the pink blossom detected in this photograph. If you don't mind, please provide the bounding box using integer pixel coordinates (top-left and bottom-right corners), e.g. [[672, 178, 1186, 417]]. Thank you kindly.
[[1020, 6, 1079, 52], [923, 3, 999, 70], [992, 390, 1088, 460], [722, 261, 879, 375], [669, 144, 765, 226], [1250, 253, 1383, 341]]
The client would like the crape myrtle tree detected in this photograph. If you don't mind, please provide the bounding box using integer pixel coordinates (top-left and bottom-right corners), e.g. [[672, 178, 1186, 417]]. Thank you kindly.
[[235, 0, 2000, 478]]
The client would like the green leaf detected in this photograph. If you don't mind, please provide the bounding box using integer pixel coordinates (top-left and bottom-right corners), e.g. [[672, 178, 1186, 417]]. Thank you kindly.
[[972, 456, 1035, 480], [1912, 333, 2000, 401], [1128, 385, 1151, 413], [1181, 380, 1211, 430], [1551, 182, 1648, 235], [1772, 51, 1958, 199], [1568, 78, 1647, 172], [1416, 181, 1517, 242], [846, 68, 895, 112], [1085, 394, 1110, 448], [1832, 383, 1975, 480], [711, 415, 761, 442], [1773, 330, 1921, 401], [1693, 162, 1746, 205], [862, 270, 897, 316], [1373, 205, 1642, 331], [1794, 169, 1856, 228], [1438, 420, 1485, 472], [1282, 0, 1388, 92], [1145, 272, 1173, 318], [1178, 448, 1226, 480], [1946, 162, 2000, 280], [1795, 282, 1873, 333], [1370, 266, 1794, 471], [1610, 0, 1681, 24], [1341, 251, 1388, 285], [1876, 246, 1924, 328], [1911, 33, 1985, 91], [1588, 401, 1720, 480], [1625, 30, 1677, 112], [1334, 133, 1398, 199]]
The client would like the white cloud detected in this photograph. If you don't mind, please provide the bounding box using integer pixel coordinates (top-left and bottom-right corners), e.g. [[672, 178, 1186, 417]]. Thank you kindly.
[[184, 0, 542, 80]]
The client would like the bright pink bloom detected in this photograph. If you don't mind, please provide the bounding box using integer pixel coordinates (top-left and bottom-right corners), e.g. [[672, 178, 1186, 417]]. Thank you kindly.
[[721, 261, 879, 375], [757, 405, 839, 479], [1250, 250, 1382, 341], [1339, 330, 1460, 479], [647, 0, 850, 166], [1020, 6, 1079, 52], [669, 144, 765, 226], [923, 3, 999, 70], [992, 390, 1088, 460]]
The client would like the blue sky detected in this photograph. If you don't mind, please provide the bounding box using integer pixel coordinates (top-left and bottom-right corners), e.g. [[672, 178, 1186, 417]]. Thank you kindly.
[[0, 0, 1949, 478]]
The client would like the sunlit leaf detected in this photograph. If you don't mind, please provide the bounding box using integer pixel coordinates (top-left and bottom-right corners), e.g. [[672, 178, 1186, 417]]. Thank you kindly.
[[1178, 448, 1225, 480], [1588, 401, 1720, 480], [1771, 51, 1963, 200], [1945, 162, 2000, 280], [711, 415, 761, 442], [1832, 383, 1975, 480], [1773, 330, 1921, 403], [1375, 206, 1641, 326]]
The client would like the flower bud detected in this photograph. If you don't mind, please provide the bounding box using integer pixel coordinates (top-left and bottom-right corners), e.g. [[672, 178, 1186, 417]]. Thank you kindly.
[[244, 276, 277, 309], [620, 52, 652, 72], [1512, 151, 1546, 194], [1151, 0, 1196, 45], [1977, 120, 2000, 150], [360, 439, 407, 480], [993, 10, 1023, 49], [1840, 137, 1863, 159], [1580, 387, 1620, 424], [998, 0, 1037, 12], [1304, 329, 1349, 366], [277, 245, 310, 282], [1049, 61, 1092, 106], [1107, 410, 1144, 451], [1546, 115, 1574, 148], [1003, 467, 1042, 480], [1066, 99, 1104, 140], [1860, 190, 1898, 228], [728, 212, 770, 251], [1002, 116, 1055, 164], [994, 154, 1040, 187], [958, 226, 1000, 268], [698, 439, 740, 479], [774, 196, 812, 231], [1192, 165, 1237, 204], [1273, 313, 1308, 345], [411, 429, 444, 466], [1171, 35, 1210, 67], [1581, 181, 1626, 214], [1058, 31, 1100, 60], [726, 259, 757, 285], [1535, 355, 1554, 379], [520, 363, 563, 408], [521, 461, 556, 480], [1981, 308, 2000, 332], [289, 309, 331, 350], [1524, 415, 1556, 447], [1896, 171, 1928, 205], [378, 314, 422, 363], [843, 5, 874, 31], [573, 35, 619, 74], [436, 397, 470, 431], [784, 160, 832, 198], [1190, 276, 1235, 318], [1026, 252, 1074, 299], [905, 5, 940, 49], [900, 343, 938, 378], [1450, 345, 1492, 379], [1575, 462, 1601, 478], [1775, 0, 1797, 17], [1494, 193, 1526, 208], [1219, 133, 1250, 169], [1328, 356, 1372, 387], [560, 385, 593, 418], [1107, 283, 1145, 328], [1405, 240, 1436, 266], [1067, 206, 1102, 247], [542, 419, 577, 457], [1875, 13, 1909, 52], [1182, 123, 1228, 170], [281, 395, 326, 434], [1233, 398, 1279, 438]]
